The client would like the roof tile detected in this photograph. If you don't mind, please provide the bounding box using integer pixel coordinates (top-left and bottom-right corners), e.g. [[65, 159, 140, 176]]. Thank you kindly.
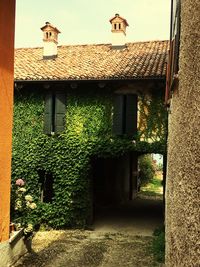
[[14, 41, 169, 81]]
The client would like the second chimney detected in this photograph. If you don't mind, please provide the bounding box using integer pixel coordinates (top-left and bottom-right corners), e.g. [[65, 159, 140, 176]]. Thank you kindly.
[[41, 22, 61, 59], [109, 14, 129, 49]]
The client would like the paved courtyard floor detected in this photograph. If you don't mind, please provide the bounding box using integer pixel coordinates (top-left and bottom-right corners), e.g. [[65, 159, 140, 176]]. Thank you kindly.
[[14, 196, 164, 267]]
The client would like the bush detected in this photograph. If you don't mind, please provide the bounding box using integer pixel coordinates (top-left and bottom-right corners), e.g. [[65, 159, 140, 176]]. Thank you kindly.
[[138, 154, 155, 186], [11, 178, 38, 237], [152, 226, 165, 263]]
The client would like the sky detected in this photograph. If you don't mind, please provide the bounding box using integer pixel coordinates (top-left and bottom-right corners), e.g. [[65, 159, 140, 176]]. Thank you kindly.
[[15, 0, 171, 48]]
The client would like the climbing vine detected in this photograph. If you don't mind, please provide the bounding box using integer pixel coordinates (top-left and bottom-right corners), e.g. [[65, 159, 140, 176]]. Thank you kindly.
[[11, 86, 167, 228], [138, 90, 168, 143]]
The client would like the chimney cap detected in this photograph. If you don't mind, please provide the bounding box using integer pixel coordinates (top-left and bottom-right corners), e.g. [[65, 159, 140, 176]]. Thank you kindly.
[[41, 22, 61, 33], [109, 13, 129, 26]]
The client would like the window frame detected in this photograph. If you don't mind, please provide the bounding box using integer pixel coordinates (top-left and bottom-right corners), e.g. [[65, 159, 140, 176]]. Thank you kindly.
[[43, 90, 66, 135], [112, 94, 138, 137]]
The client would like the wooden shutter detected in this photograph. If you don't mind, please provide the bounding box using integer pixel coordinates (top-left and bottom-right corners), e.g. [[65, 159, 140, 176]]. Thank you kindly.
[[44, 93, 53, 134], [165, 49, 171, 104], [174, 1, 181, 75], [125, 94, 138, 136], [54, 92, 66, 134], [113, 95, 124, 135]]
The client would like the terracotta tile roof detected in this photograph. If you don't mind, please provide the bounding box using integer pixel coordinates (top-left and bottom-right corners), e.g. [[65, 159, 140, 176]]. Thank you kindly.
[[14, 41, 169, 81]]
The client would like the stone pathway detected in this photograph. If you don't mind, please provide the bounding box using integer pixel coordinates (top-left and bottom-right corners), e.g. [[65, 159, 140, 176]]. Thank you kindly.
[[94, 196, 163, 236], [14, 196, 164, 267], [14, 230, 162, 267]]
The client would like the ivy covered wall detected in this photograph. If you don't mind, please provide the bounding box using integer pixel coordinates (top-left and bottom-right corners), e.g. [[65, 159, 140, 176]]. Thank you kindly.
[[11, 82, 167, 228]]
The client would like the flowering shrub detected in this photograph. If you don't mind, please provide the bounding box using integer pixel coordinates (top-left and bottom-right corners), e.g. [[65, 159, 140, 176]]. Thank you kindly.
[[12, 179, 37, 237], [15, 178, 25, 187]]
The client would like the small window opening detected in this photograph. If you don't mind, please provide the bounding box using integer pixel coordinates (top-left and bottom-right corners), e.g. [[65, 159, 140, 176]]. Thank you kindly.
[[119, 23, 121, 29], [114, 23, 117, 30], [50, 32, 52, 37], [46, 32, 48, 39], [38, 170, 54, 203]]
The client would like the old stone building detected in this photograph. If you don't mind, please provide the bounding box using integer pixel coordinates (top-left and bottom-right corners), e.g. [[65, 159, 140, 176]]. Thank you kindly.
[[13, 16, 168, 227]]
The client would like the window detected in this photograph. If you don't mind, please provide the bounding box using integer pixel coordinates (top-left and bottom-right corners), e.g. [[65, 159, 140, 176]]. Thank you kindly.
[[113, 94, 137, 136], [38, 170, 54, 203], [44, 91, 66, 134], [114, 23, 117, 30], [165, 0, 181, 103], [119, 23, 121, 29]]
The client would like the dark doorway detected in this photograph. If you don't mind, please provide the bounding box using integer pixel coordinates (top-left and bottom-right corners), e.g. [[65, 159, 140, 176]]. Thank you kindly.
[[91, 153, 138, 222]]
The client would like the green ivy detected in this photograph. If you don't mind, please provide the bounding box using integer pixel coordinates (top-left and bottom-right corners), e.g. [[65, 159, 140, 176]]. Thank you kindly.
[[11, 86, 167, 228], [138, 90, 168, 142]]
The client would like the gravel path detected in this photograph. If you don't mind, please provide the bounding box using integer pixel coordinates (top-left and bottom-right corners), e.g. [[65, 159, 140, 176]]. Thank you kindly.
[[14, 195, 164, 267], [14, 230, 162, 267]]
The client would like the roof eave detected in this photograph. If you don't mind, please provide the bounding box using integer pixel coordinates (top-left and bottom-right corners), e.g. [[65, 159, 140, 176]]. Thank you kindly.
[[14, 76, 166, 83]]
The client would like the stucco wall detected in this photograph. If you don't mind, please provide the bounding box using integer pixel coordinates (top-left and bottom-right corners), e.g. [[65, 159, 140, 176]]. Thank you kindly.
[[166, 0, 200, 266], [0, 0, 15, 242], [0, 230, 31, 267]]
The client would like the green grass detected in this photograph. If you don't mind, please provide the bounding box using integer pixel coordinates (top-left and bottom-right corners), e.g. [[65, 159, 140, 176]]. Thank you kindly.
[[140, 176, 163, 197], [140, 176, 165, 263], [152, 226, 165, 263]]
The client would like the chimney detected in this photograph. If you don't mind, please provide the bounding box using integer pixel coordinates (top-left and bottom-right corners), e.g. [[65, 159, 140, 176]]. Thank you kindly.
[[41, 22, 61, 59], [109, 14, 129, 49]]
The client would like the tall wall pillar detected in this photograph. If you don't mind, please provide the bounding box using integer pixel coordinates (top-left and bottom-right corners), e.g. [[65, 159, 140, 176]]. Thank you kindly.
[[0, 0, 15, 242], [166, 0, 200, 265]]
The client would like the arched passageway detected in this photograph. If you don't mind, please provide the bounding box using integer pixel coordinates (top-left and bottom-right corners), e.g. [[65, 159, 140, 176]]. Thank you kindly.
[[91, 153, 164, 235]]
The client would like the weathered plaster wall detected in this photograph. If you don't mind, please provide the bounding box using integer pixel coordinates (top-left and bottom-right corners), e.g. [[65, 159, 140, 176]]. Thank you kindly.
[[0, 230, 31, 267], [0, 0, 15, 242], [166, 0, 200, 266]]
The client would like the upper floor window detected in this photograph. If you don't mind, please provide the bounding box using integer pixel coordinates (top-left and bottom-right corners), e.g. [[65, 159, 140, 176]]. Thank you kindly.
[[113, 94, 138, 136], [44, 91, 66, 135], [165, 0, 181, 103]]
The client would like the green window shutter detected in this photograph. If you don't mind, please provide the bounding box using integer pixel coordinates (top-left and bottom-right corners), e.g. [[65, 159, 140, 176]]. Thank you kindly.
[[113, 95, 125, 135], [44, 93, 53, 134], [55, 92, 66, 134], [125, 94, 138, 136]]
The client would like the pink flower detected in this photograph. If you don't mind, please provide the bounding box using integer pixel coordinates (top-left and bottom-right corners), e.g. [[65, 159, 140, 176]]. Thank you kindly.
[[15, 179, 25, 187]]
